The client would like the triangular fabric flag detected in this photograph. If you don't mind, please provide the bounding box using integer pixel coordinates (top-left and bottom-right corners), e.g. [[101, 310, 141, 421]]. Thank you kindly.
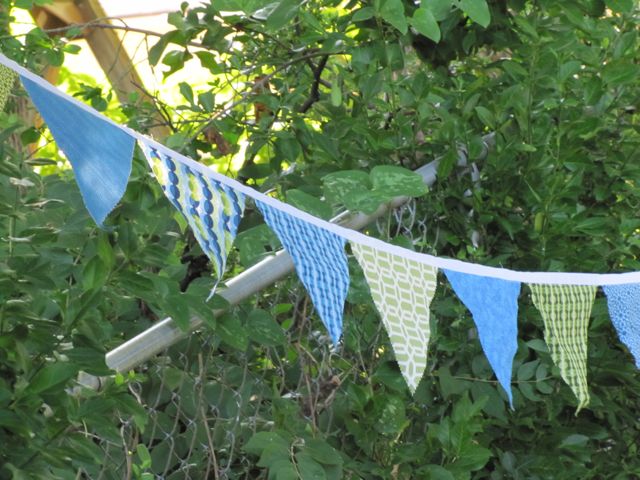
[[20, 76, 135, 227], [141, 143, 245, 284], [256, 200, 349, 344], [444, 270, 520, 406], [351, 242, 437, 393], [529, 284, 596, 410], [603, 284, 640, 368], [0, 64, 15, 111]]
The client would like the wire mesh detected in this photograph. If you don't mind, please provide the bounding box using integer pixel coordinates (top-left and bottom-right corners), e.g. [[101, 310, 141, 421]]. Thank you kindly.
[[88, 202, 431, 479], [94, 333, 262, 479]]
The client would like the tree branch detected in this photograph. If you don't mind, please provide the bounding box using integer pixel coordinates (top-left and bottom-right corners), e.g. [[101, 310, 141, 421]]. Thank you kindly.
[[35, 18, 206, 49], [298, 54, 329, 113]]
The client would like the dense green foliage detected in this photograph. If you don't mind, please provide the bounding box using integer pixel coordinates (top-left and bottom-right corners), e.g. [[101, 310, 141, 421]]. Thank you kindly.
[[1, 0, 640, 478]]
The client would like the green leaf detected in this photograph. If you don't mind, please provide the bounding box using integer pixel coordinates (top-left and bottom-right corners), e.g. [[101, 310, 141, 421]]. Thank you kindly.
[[352, 7, 374, 22], [474, 106, 494, 128], [163, 292, 191, 331], [64, 347, 110, 376], [428, 0, 454, 21], [148, 33, 172, 66], [275, 135, 302, 163], [451, 442, 492, 471], [82, 256, 108, 291], [419, 465, 455, 480], [559, 60, 582, 82], [518, 382, 541, 401], [305, 439, 343, 465], [286, 189, 332, 220], [605, 0, 633, 13], [179, 82, 194, 105], [116, 271, 156, 301], [516, 360, 539, 381], [370, 165, 428, 198], [258, 442, 290, 468], [377, 0, 408, 34], [247, 309, 286, 347], [236, 224, 278, 266], [437, 148, 458, 178], [162, 49, 192, 77], [560, 434, 589, 449], [217, 313, 249, 351], [274, 463, 298, 480], [28, 362, 79, 395], [526, 339, 549, 353], [330, 79, 342, 107], [602, 61, 640, 86], [459, 0, 491, 28], [136, 444, 152, 469], [375, 395, 407, 435], [195, 51, 223, 73], [411, 7, 441, 42], [244, 431, 290, 455], [267, 0, 300, 31], [198, 91, 215, 112], [322, 170, 371, 205], [342, 190, 389, 214], [295, 452, 327, 480]]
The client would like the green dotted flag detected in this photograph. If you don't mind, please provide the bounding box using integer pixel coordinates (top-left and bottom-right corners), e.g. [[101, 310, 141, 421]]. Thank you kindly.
[[351, 242, 437, 394], [0, 64, 15, 111], [529, 284, 596, 411]]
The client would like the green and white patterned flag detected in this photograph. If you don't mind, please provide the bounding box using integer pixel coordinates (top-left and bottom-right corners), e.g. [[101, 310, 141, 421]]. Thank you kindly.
[[351, 242, 437, 394], [529, 284, 596, 410], [0, 64, 15, 111]]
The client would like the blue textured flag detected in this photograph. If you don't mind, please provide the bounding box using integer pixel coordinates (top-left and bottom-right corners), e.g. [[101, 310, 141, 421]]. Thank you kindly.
[[141, 143, 245, 286], [256, 200, 349, 344], [444, 270, 520, 406], [603, 284, 640, 368], [21, 76, 135, 226]]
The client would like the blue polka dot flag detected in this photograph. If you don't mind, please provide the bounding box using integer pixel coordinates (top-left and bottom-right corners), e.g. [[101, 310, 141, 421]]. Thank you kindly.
[[141, 143, 245, 286], [256, 200, 349, 345], [444, 270, 521, 407]]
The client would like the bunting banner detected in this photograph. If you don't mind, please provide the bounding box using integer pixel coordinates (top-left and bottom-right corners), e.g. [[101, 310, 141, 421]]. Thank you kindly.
[[255, 199, 349, 345], [603, 284, 640, 368], [529, 284, 596, 410], [140, 141, 245, 286], [20, 75, 135, 227], [444, 270, 520, 405], [351, 242, 437, 393], [6, 51, 640, 410]]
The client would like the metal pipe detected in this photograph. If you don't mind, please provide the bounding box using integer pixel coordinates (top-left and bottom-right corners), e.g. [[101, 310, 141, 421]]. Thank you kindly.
[[101, 133, 495, 375]]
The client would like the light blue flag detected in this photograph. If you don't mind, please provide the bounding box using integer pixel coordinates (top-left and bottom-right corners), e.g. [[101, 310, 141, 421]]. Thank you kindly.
[[256, 200, 349, 345], [603, 284, 640, 368], [444, 270, 520, 406], [21, 76, 135, 226]]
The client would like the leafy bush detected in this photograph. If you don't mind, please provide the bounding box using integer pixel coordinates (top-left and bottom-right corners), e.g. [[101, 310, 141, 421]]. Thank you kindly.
[[1, 0, 640, 478]]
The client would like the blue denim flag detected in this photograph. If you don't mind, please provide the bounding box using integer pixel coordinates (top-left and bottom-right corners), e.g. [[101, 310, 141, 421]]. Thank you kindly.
[[444, 270, 520, 406], [603, 284, 640, 368], [256, 200, 349, 344], [21, 76, 135, 226]]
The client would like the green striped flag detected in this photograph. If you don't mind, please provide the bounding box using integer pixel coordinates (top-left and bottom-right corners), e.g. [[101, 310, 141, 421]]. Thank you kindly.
[[529, 284, 596, 411]]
